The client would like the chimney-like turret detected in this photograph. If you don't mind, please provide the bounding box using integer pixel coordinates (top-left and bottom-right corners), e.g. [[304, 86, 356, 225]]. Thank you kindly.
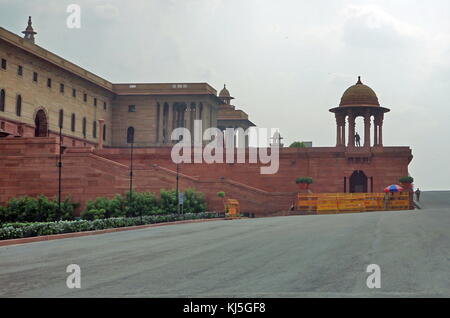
[[22, 16, 37, 43]]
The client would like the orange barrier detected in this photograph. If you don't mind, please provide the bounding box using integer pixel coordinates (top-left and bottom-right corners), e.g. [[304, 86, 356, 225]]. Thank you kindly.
[[226, 199, 240, 217], [297, 192, 410, 213]]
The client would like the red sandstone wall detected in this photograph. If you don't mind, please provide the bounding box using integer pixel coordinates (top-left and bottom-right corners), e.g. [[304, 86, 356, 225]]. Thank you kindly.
[[95, 146, 412, 194], [0, 138, 412, 216]]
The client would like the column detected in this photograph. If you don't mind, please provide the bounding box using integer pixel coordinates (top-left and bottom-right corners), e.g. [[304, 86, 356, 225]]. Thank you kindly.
[[335, 114, 340, 146], [341, 120, 346, 147], [185, 104, 191, 131], [336, 124, 340, 146], [378, 113, 384, 146], [158, 103, 164, 144], [364, 112, 371, 147], [373, 117, 378, 146], [347, 112, 355, 147], [336, 114, 345, 146], [97, 119, 104, 150], [378, 123, 383, 146], [167, 103, 173, 144]]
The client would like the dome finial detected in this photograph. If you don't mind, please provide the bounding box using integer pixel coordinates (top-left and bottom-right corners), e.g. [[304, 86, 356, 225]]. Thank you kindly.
[[357, 76, 362, 84]]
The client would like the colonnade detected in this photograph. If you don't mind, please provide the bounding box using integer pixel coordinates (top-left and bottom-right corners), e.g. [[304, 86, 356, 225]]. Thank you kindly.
[[156, 102, 214, 144], [335, 110, 384, 148]]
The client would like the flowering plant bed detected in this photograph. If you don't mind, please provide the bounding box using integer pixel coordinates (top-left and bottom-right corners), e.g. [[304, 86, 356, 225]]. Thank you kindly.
[[0, 212, 221, 241]]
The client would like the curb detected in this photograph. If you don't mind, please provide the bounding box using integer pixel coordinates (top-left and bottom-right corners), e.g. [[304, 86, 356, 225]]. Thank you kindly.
[[0, 218, 228, 247]]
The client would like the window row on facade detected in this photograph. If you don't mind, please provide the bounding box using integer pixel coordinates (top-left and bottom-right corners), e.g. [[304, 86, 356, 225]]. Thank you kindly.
[[0, 56, 108, 110], [0, 88, 105, 141]]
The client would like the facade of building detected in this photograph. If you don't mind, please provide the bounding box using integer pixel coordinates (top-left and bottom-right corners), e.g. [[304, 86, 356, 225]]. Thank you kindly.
[[0, 18, 252, 149], [0, 18, 413, 216]]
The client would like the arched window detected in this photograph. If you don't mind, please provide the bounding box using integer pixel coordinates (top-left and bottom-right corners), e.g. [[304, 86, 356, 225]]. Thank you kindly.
[[127, 126, 134, 144], [82, 117, 87, 138], [93, 120, 97, 138], [58, 109, 64, 128], [34, 109, 48, 137], [16, 95, 22, 117], [71, 114, 76, 132], [103, 124, 106, 141], [0, 89, 5, 112]]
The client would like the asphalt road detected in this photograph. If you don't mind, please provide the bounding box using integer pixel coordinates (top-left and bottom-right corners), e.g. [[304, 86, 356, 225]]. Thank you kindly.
[[0, 191, 449, 297]]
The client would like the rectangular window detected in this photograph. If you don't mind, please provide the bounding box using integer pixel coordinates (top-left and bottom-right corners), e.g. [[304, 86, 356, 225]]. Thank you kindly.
[[47, 78, 52, 88], [60, 83, 65, 93], [33, 72, 38, 82], [128, 105, 136, 112], [1, 59, 6, 70], [103, 102, 107, 110], [94, 98, 97, 107], [83, 93, 87, 102], [17, 65, 23, 76], [72, 88, 76, 98]]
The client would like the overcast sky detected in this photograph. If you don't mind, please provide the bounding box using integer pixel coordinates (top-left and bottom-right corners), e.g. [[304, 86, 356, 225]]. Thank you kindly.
[[1, 0, 449, 190]]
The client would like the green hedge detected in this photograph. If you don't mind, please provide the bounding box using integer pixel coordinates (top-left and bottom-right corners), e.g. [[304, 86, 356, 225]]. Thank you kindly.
[[0, 212, 221, 240], [0, 195, 78, 223], [0, 188, 208, 223], [81, 189, 206, 220]]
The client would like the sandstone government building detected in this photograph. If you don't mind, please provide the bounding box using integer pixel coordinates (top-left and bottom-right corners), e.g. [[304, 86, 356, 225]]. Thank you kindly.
[[0, 18, 413, 215]]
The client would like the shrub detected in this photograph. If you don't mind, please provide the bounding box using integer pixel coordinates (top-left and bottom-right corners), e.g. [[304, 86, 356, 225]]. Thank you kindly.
[[124, 191, 160, 217], [80, 209, 106, 221], [159, 189, 178, 214], [295, 177, 313, 184], [289, 141, 306, 148], [182, 188, 207, 213], [109, 194, 127, 218], [84, 197, 112, 219], [217, 191, 225, 198], [399, 176, 414, 184], [0, 205, 6, 224], [0, 195, 77, 223]]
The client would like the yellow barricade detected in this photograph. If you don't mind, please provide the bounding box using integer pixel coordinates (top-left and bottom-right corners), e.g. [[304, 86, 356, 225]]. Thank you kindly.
[[317, 195, 338, 214], [297, 192, 411, 213]]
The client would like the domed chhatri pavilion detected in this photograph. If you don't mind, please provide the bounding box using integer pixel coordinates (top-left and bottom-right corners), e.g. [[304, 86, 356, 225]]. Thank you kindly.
[[330, 76, 390, 148]]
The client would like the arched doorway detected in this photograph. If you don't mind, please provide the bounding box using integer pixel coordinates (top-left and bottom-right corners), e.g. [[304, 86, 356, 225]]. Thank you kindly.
[[34, 109, 48, 137], [349, 170, 368, 193]]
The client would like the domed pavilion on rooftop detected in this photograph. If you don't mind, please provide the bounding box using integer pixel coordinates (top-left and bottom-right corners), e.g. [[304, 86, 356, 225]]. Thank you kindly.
[[329, 76, 390, 148]]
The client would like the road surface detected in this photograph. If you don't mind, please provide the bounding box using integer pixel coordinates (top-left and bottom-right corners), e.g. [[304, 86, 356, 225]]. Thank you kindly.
[[0, 191, 449, 297]]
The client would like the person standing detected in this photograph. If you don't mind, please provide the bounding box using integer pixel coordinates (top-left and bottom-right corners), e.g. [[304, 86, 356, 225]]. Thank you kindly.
[[355, 132, 361, 147], [415, 188, 421, 202]]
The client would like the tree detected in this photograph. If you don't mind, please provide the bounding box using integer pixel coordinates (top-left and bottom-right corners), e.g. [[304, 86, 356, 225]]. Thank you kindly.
[[289, 141, 306, 148], [217, 191, 226, 213]]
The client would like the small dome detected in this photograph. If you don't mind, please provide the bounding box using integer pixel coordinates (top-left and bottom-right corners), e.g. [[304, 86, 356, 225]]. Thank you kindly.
[[219, 84, 231, 98], [339, 76, 379, 107]]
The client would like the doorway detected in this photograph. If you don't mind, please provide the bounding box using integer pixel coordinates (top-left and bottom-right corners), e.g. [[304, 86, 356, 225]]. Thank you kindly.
[[349, 170, 368, 193], [34, 109, 48, 137]]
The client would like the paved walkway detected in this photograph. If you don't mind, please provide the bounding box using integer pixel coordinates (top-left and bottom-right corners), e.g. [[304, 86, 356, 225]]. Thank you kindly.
[[0, 191, 449, 297]]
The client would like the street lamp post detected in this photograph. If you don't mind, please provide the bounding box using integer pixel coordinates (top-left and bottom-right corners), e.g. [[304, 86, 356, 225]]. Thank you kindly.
[[57, 126, 62, 220], [129, 140, 135, 217], [176, 163, 179, 214], [57, 126, 66, 221]]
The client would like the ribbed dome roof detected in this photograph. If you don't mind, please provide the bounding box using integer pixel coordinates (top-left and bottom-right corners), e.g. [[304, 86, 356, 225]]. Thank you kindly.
[[219, 84, 231, 98], [339, 76, 379, 107]]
